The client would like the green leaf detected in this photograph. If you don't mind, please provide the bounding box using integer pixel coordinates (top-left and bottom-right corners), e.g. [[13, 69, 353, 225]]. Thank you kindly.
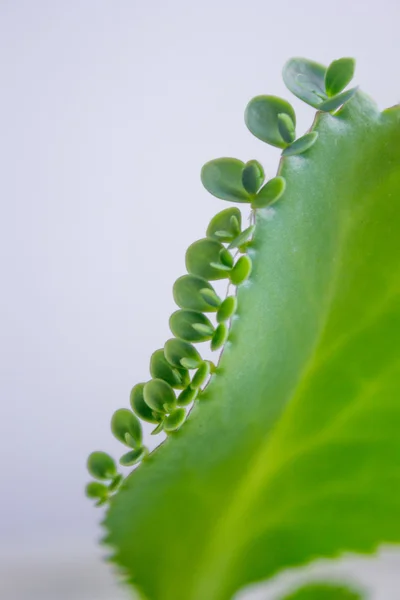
[[283, 57, 327, 107], [229, 255, 252, 285], [201, 158, 250, 203], [177, 385, 199, 406], [104, 93, 400, 600], [108, 474, 123, 492], [281, 582, 362, 600], [278, 112, 296, 144], [228, 225, 255, 250], [130, 382, 162, 424], [164, 338, 202, 370], [252, 176, 286, 208], [241, 160, 265, 194], [318, 87, 358, 113], [282, 132, 319, 157], [169, 310, 214, 342], [86, 451, 116, 481], [150, 349, 189, 389], [173, 275, 219, 312], [85, 481, 109, 501], [143, 379, 176, 413], [120, 447, 147, 467], [190, 361, 211, 389], [163, 408, 187, 433], [206, 208, 242, 242], [245, 95, 296, 148], [325, 57, 356, 97], [186, 238, 232, 280], [111, 409, 143, 448], [219, 248, 234, 268], [211, 323, 229, 351], [216, 296, 237, 322]]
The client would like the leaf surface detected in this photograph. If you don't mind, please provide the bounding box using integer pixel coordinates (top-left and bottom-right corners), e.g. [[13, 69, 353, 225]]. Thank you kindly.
[[105, 94, 400, 600]]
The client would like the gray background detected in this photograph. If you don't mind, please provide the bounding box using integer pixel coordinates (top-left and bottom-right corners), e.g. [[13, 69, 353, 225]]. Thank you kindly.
[[0, 1, 399, 598]]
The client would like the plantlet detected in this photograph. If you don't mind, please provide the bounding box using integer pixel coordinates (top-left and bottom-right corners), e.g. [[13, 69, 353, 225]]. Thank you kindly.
[[86, 57, 400, 600]]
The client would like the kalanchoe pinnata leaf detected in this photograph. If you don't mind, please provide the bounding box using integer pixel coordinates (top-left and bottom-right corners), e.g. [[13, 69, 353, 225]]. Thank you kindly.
[[177, 385, 198, 406], [164, 338, 202, 370], [282, 57, 328, 108], [169, 310, 214, 342], [282, 132, 319, 157], [150, 349, 189, 389], [201, 158, 250, 203], [211, 323, 229, 351], [190, 361, 211, 390], [241, 160, 265, 195], [186, 238, 232, 280], [277, 112, 296, 144], [163, 408, 187, 433], [119, 447, 147, 467], [173, 275, 219, 312], [252, 176, 286, 209], [111, 409, 143, 448], [87, 451, 116, 480], [318, 87, 358, 113], [191, 322, 215, 336], [85, 481, 109, 501], [143, 379, 177, 413], [219, 248, 234, 268], [199, 287, 221, 308], [228, 225, 255, 250], [108, 474, 123, 492], [229, 255, 252, 285], [206, 208, 242, 242], [130, 382, 162, 424], [209, 262, 232, 272], [325, 57, 356, 97], [245, 95, 296, 148], [217, 296, 238, 323]]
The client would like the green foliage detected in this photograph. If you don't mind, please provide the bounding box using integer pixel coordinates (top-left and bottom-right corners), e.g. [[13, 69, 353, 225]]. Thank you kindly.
[[86, 56, 400, 600]]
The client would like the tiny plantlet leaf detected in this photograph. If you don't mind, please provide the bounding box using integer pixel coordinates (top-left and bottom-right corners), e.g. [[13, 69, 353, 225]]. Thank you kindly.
[[87, 451, 116, 481], [282, 132, 319, 157], [199, 287, 221, 308], [150, 349, 188, 389], [177, 385, 198, 406], [108, 474, 123, 492], [120, 447, 147, 467], [190, 361, 211, 389], [251, 176, 286, 208], [143, 379, 176, 413], [85, 481, 108, 501], [318, 87, 358, 113], [217, 295, 238, 322], [173, 275, 219, 313], [244, 95, 296, 148], [111, 408, 143, 448], [209, 262, 232, 272], [163, 408, 187, 432], [241, 160, 265, 194], [277, 112, 296, 144], [201, 158, 250, 203], [229, 255, 252, 285], [211, 322, 229, 351], [206, 208, 242, 242], [325, 57, 356, 97], [228, 225, 255, 249], [219, 248, 234, 268], [130, 382, 162, 424], [151, 421, 164, 435], [186, 238, 232, 280], [164, 338, 202, 370], [283, 57, 327, 107], [169, 309, 214, 342]]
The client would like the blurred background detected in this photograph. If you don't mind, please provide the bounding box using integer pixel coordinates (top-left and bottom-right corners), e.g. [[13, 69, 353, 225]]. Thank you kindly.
[[0, 1, 399, 598]]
